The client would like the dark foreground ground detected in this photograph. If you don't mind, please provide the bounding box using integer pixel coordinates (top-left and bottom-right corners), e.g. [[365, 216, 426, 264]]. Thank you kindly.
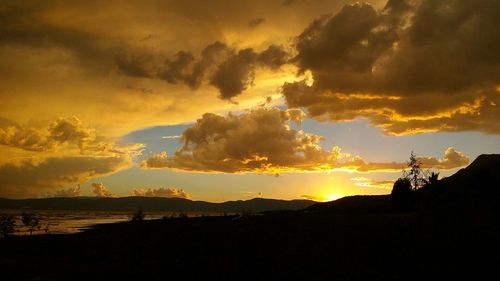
[[1, 197, 499, 281]]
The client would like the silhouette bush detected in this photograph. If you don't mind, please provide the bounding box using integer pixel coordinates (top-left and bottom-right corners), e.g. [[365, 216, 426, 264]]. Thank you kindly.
[[0, 214, 16, 238], [391, 178, 414, 212], [130, 209, 145, 222], [417, 172, 445, 207], [21, 213, 41, 235], [391, 152, 442, 211]]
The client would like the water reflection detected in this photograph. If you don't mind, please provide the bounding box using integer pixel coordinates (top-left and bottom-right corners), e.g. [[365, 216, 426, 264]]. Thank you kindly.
[[1, 210, 221, 235]]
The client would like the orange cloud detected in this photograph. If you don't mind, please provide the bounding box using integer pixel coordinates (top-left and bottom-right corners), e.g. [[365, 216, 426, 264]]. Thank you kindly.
[[91, 183, 113, 197], [0, 155, 130, 198], [0, 117, 142, 198], [338, 147, 469, 172], [300, 194, 324, 201], [131, 187, 191, 199], [141, 108, 338, 173], [49, 185, 82, 198], [141, 108, 470, 174], [350, 177, 394, 189], [283, 0, 500, 134]]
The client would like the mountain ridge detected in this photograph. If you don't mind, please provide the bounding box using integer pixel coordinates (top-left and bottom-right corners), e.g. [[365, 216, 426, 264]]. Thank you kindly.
[[0, 196, 316, 212]]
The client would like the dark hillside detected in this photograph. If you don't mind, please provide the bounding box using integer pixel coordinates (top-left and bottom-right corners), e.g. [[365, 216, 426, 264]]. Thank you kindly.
[[0, 197, 315, 213]]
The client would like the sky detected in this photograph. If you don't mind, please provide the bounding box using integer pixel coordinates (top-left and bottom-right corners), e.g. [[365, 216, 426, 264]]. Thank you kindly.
[[0, 0, 499, 201]]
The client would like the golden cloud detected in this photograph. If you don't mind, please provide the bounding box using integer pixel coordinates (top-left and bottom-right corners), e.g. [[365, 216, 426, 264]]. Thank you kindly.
[[300, 194, 324, 201], [1, 0, 357, 138], [141, 108, 337, 173], [0, 155, 131, 198], [350, 177, 394, 189], [339, 147, 469, 172], [91, 182, 113, 197], [49, 185, 83, 198], [0, 117, 142, 198], [131, 187, 191, 199], [283, 0, 500, 134], [141, 108, 470, 174]]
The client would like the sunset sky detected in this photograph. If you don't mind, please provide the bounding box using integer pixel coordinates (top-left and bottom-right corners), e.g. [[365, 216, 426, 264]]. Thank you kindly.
[[0, 0, 498, 201]]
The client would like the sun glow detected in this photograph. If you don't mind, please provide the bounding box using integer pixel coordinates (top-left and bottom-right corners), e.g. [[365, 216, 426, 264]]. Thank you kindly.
[[323, 194, 341, 202]]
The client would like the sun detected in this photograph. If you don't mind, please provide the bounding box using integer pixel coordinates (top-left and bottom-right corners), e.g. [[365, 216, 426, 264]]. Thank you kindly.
[[323, 194, 341, 202]]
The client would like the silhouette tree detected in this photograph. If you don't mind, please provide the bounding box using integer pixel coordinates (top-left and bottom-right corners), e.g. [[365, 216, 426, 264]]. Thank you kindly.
[[0, 214, 16, 238], [21, 213, 41, 235], [391, 151, 432, 211], [417, 171, 444, 207], [404, 151, 426, 190]]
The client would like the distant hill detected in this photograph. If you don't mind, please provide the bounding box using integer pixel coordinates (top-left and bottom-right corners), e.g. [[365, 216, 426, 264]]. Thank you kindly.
[[0, 197, 316, 213], [305, 195, 392, 213]]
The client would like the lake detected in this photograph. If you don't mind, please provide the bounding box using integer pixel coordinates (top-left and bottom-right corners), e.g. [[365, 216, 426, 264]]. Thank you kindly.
[[1, 210, 224, 235]]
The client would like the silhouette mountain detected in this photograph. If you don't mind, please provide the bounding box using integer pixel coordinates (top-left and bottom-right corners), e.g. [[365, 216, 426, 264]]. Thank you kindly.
[[307, 154, 500, 213], [441, 153, 500, 194], [0, 197, 315, 213], [305, 195, 392, 213]]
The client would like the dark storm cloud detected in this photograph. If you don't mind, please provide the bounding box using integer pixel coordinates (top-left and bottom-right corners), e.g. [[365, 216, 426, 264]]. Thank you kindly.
[[284, 0, 500, 134], [210, 48, 259, 100], [156, 42, 289, 100], [115, 53, 154, 78], [0, 3, 116, 71], [159, 51, 200, 88], [157, 41, 230, 90], [248, 17, 265, 28], [282, 0, 305, 7], [258, 45, 289, 70], [116, 40, 289, 100]]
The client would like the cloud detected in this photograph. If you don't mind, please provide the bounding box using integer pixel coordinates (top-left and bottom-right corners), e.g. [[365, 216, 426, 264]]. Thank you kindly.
[[156, 42, 289, 100], [0, 124, 54, 152], [0, 117, 141, 198], [50, 185, 82, 198], [1, 0, 386, 140], [243, 191, 263, 199], [117, 40, 291, 100], [0, 155, 130, 198], [0, 116, 142, 156], [48, 116, 96, 151], [257, 45, 289, 70], [284, 0, 500, 134], [248, 18, 265, 28], [115, 53, 154, 78], [350, 177, 393, 189], [210, 48, 259, 100], [141, 108, 470, 174], [131, 187, 191, 199], [418, 147, 470, 170], [0, 116, 96, 152], [300, 194, 323, 201], [339, 147, 469, 172], [91, 183, 113, 197], [162, 135, 181, 140], [141, 108, 338, 173]]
